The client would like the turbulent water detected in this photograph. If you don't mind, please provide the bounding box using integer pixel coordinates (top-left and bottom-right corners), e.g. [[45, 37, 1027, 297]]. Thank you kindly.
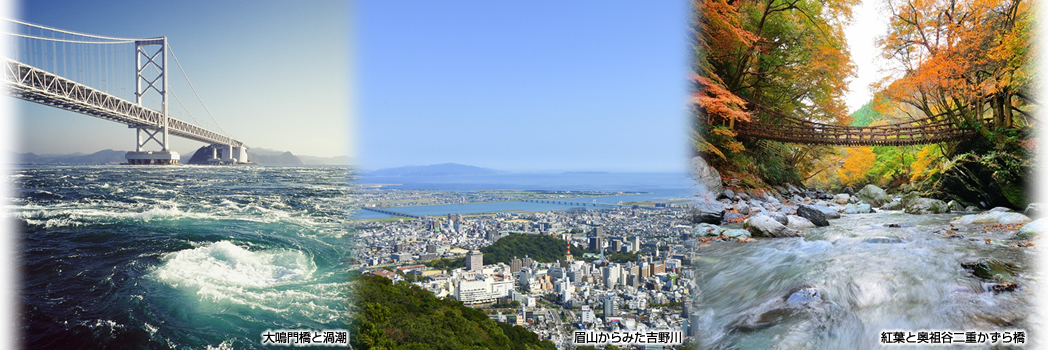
[[8, 165, 353, 349], [692, 211, 1038, 349]]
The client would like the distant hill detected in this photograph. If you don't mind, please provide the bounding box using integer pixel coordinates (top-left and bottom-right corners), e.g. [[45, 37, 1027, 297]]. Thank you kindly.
[[298, 155, 351, 166], [14, 150, 126, 164], [369, 163, 501, 176]]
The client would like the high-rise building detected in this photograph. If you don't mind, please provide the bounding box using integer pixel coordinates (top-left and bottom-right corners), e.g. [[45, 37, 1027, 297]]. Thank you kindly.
[[510, 257, 522, 273], [468, 250, 484, 271], [604, 295, 616, 318]]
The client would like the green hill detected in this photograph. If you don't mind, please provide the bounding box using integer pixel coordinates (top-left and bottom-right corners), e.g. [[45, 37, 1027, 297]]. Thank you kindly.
[[351, 274, 556, 350], [850, 102, 879, 127]]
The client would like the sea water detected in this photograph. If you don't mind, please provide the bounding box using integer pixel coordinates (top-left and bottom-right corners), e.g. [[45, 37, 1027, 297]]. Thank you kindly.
[[8, 165, 352, 349]]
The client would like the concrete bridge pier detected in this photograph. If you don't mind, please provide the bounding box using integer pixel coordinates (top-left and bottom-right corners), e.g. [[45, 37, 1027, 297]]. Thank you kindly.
[[206, 144, 249, 164], [125, 126, 180, 165]]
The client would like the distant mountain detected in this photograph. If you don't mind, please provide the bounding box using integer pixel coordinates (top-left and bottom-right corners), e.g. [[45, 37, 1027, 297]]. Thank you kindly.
[[298, 155, 351, 166], [369, 163, 501, 176], [14, 150, 126, 164]]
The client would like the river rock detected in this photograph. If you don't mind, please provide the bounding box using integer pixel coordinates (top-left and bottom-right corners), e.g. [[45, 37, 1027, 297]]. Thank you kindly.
[[904, 198, 950, 214], [834, 194, 850, 205], [961, 259, 1020, 282], [744, 213, 802, 238], [694, 223, 724, 237], [735, 203, 751, 215], [843, 186, 855, 195], [730, 285, 823, 332], [900, 192, 921, 207], [950, 211, 1032, 225], [738, 191, 751, 201], [946, 200, 966, 212], [796, 205, 830, 227], [857, 203, 872, 213], [1017, 218, 1046, 239], [843, 204, 859, 214], [690, 156, 723, 196], [762, 212, 789, 225], [787, 215, 816, 229], [863, 237, 903, 244], [1024, 203, 1043, 218], [692, 201, 726, 224], [855, 184, 891, 207], [718, 189, 735, 200], [722, 228, 750, 239], [882, 199, 903, 210]]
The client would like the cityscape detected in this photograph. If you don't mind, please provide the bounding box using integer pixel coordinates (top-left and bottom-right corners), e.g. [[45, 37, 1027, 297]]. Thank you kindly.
[[352, 187, 698, 348]]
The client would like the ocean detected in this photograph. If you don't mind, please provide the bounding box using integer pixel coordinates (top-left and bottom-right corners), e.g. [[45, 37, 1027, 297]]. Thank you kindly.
[[355, 172, 701, 219], [8, 165, 353, 349]]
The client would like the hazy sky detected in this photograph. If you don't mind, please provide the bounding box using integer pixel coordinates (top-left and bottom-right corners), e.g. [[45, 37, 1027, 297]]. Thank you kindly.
[[357, 1, 693, 172], [842, 0, 891, 113], [9, 0, 350, 158]]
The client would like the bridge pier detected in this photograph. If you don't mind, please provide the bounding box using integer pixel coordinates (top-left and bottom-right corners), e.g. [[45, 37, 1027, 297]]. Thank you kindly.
[[206, 144, 249, 164]]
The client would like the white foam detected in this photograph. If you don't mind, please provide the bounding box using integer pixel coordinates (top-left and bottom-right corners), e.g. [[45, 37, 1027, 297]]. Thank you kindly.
[[148, 241, 343, 322], [153, 241, 314, 289]]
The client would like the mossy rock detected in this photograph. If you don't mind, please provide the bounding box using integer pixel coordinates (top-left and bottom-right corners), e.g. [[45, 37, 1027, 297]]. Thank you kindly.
[[961, 259, 1020, 282]]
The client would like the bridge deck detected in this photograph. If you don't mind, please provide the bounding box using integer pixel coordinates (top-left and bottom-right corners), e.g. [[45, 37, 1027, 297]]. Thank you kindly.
[[3, 59, 245, 148]]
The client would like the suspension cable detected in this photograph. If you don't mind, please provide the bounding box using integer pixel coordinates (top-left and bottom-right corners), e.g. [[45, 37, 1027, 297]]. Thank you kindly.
[[167, 43, 232, 140]]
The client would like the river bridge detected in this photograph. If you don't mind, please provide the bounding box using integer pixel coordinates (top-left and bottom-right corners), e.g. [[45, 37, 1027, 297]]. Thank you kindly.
[[359, 207, 424, 219]]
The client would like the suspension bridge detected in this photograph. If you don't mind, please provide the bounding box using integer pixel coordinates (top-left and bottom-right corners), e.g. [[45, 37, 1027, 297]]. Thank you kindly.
[[707, 100, 979, 146], [3, 19, 247, 165]]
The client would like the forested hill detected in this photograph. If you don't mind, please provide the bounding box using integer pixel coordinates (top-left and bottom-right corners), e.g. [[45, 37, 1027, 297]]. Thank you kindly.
[[351, 274, 556, 350]]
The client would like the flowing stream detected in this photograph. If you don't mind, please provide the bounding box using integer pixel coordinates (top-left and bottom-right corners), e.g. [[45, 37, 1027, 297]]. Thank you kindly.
[[691, 211, 1038, 349]]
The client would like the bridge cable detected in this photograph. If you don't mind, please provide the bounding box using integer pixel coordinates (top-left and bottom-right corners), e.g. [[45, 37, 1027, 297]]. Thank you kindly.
[[3, 18, 145, 42], [166, 43, 233, 142], [169, 89, 206, 130]]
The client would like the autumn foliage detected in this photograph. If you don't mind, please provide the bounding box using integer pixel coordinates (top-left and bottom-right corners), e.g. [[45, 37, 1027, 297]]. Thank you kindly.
[[692, 0, 857, 185]]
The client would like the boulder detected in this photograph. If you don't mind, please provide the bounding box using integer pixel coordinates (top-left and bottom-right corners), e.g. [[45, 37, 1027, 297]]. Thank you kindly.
[[722, 228, 751, 239], [690, 156, 723, 196], [787, 215, 816, 229], [951, 211, 1032, 225], [744, 213, 802, 238], [718, 189, 735, 201], [900, 192, 922, 207], [1024, 203, 1043, 218], [946, 200, 965, 212], [763, 212, 789, 225], [1017, 218, 1046, 240], [882, 200, 903, 210], [904, 198, 950, 214], [857, 203, 872, 214], [692, 201, 726, 225], [834, 194, 850, 205], [735, 203, 751, 215], [796, 205, 830, 227], [855, 184, 891, 207], [843, 204, 859, 214], [694, 223, 724, 237]]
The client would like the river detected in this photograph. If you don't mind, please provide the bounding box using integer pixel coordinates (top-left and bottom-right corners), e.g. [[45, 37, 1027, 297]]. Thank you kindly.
[[691, 210, 1038, 349]]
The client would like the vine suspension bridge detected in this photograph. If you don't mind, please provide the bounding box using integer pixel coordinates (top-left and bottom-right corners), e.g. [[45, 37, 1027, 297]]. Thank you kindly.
[[3, 19, 247, 164], [708, 101, 978, 146]]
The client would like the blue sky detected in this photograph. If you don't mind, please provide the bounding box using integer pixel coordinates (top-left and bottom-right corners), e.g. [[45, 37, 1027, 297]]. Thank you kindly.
[[357, 1, 692, 172], [9, 0, 349, 158]]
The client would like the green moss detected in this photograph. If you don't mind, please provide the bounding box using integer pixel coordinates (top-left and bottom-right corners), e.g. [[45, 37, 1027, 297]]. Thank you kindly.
[[1000, 182, 1028, 209]]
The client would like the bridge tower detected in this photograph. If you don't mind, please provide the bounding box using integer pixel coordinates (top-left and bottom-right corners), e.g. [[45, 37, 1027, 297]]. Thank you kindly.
[[125, 37, 180, 165]]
